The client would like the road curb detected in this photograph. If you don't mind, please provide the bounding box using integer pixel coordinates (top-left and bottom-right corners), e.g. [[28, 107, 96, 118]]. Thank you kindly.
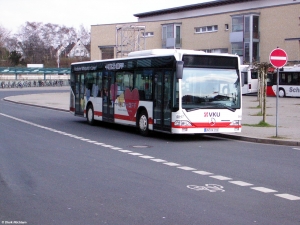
[[215, 133, 300, 146]]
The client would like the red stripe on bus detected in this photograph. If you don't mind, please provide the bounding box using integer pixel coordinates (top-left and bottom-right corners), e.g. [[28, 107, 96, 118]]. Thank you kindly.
[[266, 86, 276, 97], [172, 122, 239, 128], [94, 111, 102, 117], [114, 114, 154, 125]]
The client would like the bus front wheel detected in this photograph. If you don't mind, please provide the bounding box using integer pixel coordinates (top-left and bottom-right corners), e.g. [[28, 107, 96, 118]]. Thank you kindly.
[[138, 110, 149, 136], [87, 104, 95, 125], [278, 88, 285, 98]]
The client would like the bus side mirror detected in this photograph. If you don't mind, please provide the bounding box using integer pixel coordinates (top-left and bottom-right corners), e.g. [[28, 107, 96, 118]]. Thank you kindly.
[[176, 61, 184, 79]]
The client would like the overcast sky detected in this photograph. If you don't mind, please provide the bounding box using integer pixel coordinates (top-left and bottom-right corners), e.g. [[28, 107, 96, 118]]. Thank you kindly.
[[0, 0, 212, 33]]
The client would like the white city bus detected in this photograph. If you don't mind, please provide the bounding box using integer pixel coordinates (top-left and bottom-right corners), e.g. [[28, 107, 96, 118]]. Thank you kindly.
[[240, 65, 258, 95], [267, 65, 300, 97], [69, 49, 242, 135]]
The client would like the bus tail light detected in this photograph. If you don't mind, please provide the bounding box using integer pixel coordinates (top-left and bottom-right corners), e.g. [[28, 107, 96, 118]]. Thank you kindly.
[[249, 84, 252, 89]]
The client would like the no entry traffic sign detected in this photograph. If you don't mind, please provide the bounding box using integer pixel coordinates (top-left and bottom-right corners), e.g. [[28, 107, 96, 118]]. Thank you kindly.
[[269, 48, 288, 68]]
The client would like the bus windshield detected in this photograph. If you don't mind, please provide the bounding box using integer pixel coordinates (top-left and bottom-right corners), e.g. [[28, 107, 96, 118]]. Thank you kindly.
[[180, 68, 241, 111]]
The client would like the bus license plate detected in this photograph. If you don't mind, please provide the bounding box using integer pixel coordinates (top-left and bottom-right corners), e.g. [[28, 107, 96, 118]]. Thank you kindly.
[[204, 128, 219, 132]]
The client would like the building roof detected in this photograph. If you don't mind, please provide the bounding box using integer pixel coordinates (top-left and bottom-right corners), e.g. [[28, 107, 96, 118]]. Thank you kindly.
[[134, 0, 255, 18]]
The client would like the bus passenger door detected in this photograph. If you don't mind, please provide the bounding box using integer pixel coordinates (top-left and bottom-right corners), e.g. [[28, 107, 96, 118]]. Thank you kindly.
[[75, 73, 85, 116], [102, 71, 115, 122], [153, 71, 172, 132]]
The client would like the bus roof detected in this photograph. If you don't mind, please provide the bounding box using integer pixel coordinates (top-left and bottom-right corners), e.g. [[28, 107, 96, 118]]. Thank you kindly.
[[71, 49, 239, 66], [240, 65, 250, 71], [281, 65, 300, 72], [127, 49, 205, 57]]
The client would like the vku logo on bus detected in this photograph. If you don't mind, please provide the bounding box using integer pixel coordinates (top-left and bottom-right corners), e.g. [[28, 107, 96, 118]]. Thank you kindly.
[[204, 112, 220, 117]]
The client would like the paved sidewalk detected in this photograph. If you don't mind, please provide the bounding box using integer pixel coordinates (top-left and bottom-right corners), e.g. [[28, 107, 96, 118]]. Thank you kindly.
[[3, 91, 300, 146], [221, 95, 300, 146]]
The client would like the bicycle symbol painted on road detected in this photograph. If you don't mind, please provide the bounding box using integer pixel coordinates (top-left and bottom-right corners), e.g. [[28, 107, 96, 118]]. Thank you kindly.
[[187, 184, 225, 192]]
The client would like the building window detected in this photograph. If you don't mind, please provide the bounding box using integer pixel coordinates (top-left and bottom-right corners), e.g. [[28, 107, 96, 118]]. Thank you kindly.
[[142, 32, 154, 37], [232, 42, 243, 56], [253, 16, 259, 39], [201, 48, 228, 53], [232, 16, 243, 32], [167, 25, 174, 38], [100, 46, 114, 60], [162, 23, 181, 48], [195, 25, 218, 33]]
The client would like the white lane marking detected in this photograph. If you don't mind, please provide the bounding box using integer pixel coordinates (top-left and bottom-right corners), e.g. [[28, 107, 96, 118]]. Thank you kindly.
[[1, 112, 298, 202], [177, 166, 196, 171], [128, 153, 143, 156], [139, 156, 154, 159], [102, 144, 114, 147], [73, 136, 84, 139], [151, 159, 167, 162], [251, 187, 277, 193], [118, 150, 132, 153], [210, 175, 232, 181], [275, 194, 300, 201], [66, 134, 78, 138], [187, 184, 225, 192], [193, 171, 213, 175], [164, 162, 181, 166], [229, 181, 253, 186], [94, 143, 105, 145], [111, 147, 122, 150]]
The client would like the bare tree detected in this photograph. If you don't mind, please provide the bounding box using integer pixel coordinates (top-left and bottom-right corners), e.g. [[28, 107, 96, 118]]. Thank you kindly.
[[0, 25, 11, 65], [253, 62, 272, 123], [78, 24, 90, 45], [1, 21, 91, 67]]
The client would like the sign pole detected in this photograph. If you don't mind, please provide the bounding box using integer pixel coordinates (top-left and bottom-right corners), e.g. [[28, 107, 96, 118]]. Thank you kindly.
[[269, 47, 288, 138], [276, 68, 279, 137]]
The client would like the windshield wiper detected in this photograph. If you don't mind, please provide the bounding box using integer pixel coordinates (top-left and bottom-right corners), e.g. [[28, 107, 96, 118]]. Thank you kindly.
[[186, 107, 205, 112], [215, 103, 236, 112]]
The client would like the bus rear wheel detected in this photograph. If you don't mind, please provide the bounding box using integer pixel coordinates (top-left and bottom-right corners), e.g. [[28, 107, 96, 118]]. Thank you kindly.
[[278, 88, 285, 97], [87, 104, 95, 125], [138, 110, 149, 136]]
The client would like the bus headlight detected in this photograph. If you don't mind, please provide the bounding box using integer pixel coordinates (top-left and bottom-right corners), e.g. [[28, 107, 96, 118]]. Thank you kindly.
[[230, 120, 241, 126], [174, 120, 192, 126]]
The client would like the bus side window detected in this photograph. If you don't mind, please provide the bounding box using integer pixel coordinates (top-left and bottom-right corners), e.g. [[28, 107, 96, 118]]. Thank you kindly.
[[287, 73, 292, 84], [242, 72, 248, 85], [251, 71, 258, 79], [135, 70, 153, 100], [292, 73, 298, 85]]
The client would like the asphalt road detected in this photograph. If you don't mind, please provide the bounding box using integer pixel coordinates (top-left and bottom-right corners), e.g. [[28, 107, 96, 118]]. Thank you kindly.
[[0, 89, 300, 225]]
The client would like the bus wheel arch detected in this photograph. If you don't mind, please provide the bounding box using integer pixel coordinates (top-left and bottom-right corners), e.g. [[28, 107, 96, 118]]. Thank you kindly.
[[86, 102, 95, 125], [278, 88, 286, 98], [136, 107, 149, 136]]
